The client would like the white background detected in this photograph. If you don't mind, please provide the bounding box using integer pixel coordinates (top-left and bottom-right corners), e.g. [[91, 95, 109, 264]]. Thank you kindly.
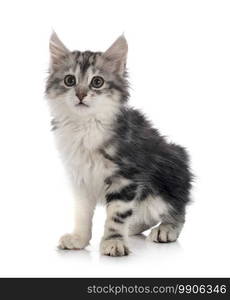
[[0, 0, 229, 277]]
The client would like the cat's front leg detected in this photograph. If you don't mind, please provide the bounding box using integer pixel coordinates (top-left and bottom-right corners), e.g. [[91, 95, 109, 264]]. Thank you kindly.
[[59, 186, 96, 250], [100, 200, 134, 257]]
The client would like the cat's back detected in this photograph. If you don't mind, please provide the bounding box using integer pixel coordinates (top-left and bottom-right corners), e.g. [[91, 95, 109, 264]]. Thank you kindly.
[[114, 107, 188, 159], [113, 107, 165, 155], [112, 107, 190, 183]]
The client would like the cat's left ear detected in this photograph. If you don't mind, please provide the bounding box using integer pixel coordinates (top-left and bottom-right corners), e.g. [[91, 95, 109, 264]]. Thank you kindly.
[[49, 31, 70, 70], [102, 35, 128, 74]]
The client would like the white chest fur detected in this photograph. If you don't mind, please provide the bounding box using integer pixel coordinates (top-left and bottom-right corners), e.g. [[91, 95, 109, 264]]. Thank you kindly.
[[54, 117, 116, 202]]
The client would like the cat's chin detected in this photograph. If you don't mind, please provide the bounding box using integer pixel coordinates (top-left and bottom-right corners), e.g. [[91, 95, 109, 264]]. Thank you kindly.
[[69, 104, 92, 116]]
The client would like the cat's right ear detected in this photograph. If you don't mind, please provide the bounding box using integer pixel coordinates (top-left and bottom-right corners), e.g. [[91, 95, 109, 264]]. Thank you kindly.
[[49, 31, 69, 70]]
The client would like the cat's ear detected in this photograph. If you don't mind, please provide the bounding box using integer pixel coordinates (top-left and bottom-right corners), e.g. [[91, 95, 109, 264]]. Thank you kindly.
[[49, 31, 69, 70], [102, 35, 128, 74]]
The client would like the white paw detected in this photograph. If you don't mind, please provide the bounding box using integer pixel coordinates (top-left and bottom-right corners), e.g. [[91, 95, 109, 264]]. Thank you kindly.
[[58, 233, 89, 250], [146, 224, 180, 243], [100, 239, 130, 257]]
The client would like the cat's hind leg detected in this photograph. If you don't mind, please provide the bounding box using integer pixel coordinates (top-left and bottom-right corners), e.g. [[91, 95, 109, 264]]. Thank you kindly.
[[130, 195, 185, 243], [128, 195, 167, 237], [146, 203, 185, 243], [146, 222, 184, 243]]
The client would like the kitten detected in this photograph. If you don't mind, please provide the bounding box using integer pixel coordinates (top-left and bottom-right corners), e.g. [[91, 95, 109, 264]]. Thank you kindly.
[[46, 32, 192, 256]]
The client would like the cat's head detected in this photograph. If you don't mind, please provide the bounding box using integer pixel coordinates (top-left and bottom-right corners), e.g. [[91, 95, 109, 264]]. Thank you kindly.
[[46, 32, 129, 120]]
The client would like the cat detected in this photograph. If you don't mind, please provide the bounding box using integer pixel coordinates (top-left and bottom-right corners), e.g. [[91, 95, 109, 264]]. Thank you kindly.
[[46, 32, 192, 256]]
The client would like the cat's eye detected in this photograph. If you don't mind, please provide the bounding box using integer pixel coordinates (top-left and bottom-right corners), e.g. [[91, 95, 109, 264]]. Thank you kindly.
[[64, 75, 76, 87], [91, 76, 104, 89]]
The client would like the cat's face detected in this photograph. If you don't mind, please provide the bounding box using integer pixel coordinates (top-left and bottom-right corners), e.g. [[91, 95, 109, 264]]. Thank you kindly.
[[46, 32, 129, 119]]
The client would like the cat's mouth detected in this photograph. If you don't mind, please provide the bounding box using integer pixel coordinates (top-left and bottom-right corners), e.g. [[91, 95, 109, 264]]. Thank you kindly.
[[75, 103, 89, 107]]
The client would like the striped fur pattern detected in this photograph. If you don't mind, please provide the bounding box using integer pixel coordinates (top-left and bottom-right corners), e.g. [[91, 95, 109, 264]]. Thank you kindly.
[[46, 32, 192, 256]]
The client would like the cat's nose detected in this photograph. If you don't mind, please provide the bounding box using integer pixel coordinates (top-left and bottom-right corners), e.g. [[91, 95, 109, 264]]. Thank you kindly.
[[76, 91, 87, 101]]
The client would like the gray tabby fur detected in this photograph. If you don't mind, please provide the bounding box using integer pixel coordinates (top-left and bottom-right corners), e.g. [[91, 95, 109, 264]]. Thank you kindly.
[[46, 32, 192, 256]]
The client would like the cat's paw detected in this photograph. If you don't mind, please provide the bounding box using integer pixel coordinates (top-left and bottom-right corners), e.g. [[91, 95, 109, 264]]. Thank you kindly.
[[146, 224, 180, 243], [58, 233, 89, 250], [100, 239, 130, 257]]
